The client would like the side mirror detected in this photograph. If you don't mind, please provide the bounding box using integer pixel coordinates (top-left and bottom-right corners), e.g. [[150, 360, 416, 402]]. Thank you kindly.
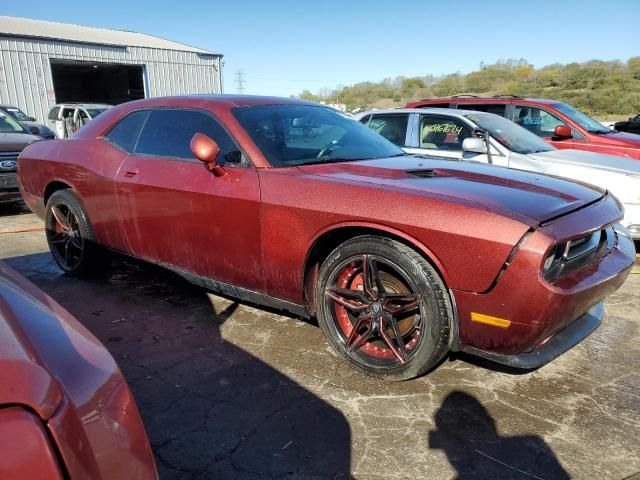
[[27, 116, 36, 122], [27, 125, 41, 135], [553, 125, 572, 139], [462, 137, 487, 154], [190, 133, 226, 177]]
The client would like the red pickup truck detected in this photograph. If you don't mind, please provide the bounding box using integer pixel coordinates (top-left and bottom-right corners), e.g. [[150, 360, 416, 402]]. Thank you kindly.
[[406, 96, 640, 160]]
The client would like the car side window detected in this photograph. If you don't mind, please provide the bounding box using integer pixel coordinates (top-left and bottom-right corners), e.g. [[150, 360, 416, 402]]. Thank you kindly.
[[419, 115, 471, 150], [48, 107, 60, 120], [367, 114, 409, 146], [460, 104, 507, 116], [514, 106, 564, 138], [135, 109, 242, 163], [104, 110, 150, 153], [359, 114, 371, 125]]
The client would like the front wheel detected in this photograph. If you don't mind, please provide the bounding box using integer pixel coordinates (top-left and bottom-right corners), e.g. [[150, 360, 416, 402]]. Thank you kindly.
[[316, 236, 453, 381]]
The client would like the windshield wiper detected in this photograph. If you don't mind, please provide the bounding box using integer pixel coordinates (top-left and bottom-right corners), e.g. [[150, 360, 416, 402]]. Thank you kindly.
[[298, 157, 365, 166]]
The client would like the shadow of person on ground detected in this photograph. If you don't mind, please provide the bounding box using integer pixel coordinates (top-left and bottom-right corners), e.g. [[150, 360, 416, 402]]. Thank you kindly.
[[4, 252, 353, 480], [429, 391, 570, 480]]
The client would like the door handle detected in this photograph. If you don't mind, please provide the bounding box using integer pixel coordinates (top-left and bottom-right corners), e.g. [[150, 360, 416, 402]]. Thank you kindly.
[[123, 169, 139, 177]]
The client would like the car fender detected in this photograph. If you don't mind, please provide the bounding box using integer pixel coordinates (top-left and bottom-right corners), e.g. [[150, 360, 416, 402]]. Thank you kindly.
[[306, 220, 451, 286]]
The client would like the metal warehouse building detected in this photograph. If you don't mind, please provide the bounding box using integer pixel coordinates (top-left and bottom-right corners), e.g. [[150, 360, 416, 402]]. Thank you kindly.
[[0, 16, 224, 123]]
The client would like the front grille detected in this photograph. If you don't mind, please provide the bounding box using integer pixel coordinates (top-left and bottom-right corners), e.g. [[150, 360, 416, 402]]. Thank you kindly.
[[543, 227, 611, 281], [562, 230, 602, 261]]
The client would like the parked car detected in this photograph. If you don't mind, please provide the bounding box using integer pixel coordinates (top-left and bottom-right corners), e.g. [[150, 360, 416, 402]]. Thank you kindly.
[[614, 114, 640, 135], [18, 96, 635, 380], [0, 105, 55, 139], [356, 108, 640, 240], [0, 262, 157, 479], [406, 96, 640, 160], [1, 110, 39, 205], [47, 103, 111, 139]]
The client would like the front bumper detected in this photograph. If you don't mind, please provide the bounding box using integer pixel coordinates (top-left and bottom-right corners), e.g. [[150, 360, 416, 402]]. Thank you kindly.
[[0, 172, 21, 204], [452, 194, 635, 361], [460, 303, 603, 369]]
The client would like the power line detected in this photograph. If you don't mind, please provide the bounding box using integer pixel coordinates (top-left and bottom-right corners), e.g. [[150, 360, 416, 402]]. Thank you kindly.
[[235, 70, 246, 94]]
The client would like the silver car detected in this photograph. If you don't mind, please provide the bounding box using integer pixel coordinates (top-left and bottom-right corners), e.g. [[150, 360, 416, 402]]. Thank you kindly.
[[46, 103, 111, 139], [356, 108, 640, 239]]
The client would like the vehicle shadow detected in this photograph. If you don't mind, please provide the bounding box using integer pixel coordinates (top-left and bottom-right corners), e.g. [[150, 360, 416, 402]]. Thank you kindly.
[[428, 391, 570, 480], [0, 201, 29, 217], [4, 252, 353, 480]]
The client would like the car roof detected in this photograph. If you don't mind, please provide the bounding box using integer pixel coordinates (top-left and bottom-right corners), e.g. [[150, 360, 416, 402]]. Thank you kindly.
[[355, 107, 493, 118], [52, 103, 112, 109], [115, 94, 320, 110], [413, 96, 561, 105]]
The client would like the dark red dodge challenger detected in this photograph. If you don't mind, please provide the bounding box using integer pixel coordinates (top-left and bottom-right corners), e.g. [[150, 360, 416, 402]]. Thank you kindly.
[[18, 96, 636, 380]]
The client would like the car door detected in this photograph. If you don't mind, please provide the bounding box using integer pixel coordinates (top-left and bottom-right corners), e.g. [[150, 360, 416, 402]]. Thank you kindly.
[[114, 108, 263, 292], [405, 114, 508, 166], [512, 105, 581, 150], [404, 114, 473, 159]]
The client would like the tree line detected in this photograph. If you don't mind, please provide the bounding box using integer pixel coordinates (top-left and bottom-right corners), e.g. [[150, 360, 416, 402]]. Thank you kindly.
[[298, 58, 640, 118]]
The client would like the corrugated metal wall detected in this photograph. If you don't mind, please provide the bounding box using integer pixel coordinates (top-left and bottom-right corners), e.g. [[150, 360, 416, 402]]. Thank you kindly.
[[0, 36, 223, 123]]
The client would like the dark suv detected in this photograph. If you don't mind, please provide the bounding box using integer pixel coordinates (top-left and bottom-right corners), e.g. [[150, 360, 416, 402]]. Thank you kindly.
[[0, 110, 39, 205], [406, 95, 640, 160]]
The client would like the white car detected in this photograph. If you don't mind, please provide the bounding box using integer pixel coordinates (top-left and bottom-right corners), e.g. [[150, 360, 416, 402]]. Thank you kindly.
[[46, 103, 111, 139], [356, 108, 640, 239]]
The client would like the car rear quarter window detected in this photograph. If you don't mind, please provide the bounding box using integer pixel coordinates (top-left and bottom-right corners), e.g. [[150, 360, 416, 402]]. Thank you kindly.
[[368, 114, 409, 146], [104, 110, 150, 153], [47, 107, 60, 120], [134, 109, 241, 162], [419, 115, 471, 150], [459, 104, 507, 116]]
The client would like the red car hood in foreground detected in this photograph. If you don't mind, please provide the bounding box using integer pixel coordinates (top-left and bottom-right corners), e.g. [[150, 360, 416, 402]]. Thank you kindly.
[[599, 130, 640, 147], [0, 263, 157, 479], [298, 156, 606, 226]]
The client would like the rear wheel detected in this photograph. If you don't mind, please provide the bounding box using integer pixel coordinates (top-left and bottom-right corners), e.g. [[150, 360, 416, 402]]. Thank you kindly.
[[316, 236, 452, 380], [45, 189, 106, 276]]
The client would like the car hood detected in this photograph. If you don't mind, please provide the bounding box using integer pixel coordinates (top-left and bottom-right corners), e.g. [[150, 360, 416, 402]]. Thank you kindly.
[[593, 130, 640, 146], [529, 149, 640, 175], [297, 156, 605, 226], [0, 132, 40, 152]]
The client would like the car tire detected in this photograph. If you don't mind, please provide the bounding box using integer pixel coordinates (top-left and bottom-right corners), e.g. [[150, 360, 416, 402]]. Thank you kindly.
[[316, 235, 453, 381], [45, 189, 107, 276]]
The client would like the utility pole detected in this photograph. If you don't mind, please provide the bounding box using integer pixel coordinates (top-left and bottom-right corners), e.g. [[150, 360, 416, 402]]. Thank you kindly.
[[235, 70, 246, 94]]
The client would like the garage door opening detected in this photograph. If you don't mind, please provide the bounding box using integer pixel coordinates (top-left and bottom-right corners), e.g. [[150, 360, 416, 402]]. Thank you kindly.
[[50, 60, 145, 105]]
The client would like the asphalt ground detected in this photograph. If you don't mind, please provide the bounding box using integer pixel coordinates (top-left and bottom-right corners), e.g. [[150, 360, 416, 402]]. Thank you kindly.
[[1, 204, 639, 480]]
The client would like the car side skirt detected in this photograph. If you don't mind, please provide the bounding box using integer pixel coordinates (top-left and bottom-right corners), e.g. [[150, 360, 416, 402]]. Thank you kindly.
[[168, 265, 310, 319]]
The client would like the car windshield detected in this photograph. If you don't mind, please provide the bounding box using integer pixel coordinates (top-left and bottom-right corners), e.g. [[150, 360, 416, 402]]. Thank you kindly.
[[232, 104, 404, 167], [0, 111, 27, 133], [465, 113, 555, 154], [5, 107, 30, 122], [553, 102, 609, 134], [86, 108, 108, 118]]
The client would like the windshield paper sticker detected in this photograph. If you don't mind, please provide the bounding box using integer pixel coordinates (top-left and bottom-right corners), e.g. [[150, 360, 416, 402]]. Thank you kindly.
[[424, 123, 462, 135]]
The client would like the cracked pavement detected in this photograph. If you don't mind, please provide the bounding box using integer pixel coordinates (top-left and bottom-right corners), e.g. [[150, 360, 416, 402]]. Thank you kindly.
[[1, 206, 639, 479]]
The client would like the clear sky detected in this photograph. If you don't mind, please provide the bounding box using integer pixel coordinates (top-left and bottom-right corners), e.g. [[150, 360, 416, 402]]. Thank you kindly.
[[2, 0, 639, 97]]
